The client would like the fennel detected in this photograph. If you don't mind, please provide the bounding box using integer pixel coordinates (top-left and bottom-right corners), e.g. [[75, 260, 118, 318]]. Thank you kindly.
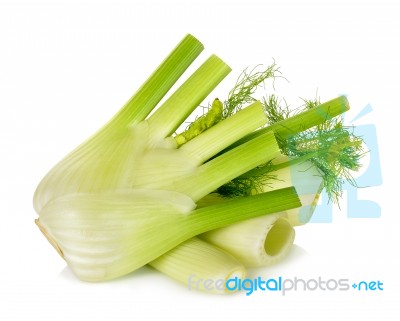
[[34, 35, 366, 288], [34, 34, 301, 281]]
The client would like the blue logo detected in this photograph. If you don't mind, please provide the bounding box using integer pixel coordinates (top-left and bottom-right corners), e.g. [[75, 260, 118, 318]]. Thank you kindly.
[[352, 280, 384, 291]]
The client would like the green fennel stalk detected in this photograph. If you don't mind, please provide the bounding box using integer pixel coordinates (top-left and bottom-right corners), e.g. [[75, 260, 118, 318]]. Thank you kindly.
[[182, 64, 364, 202]]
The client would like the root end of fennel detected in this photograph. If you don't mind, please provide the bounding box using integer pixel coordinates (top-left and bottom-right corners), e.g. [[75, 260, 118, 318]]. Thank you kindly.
[[35, 218, 64, 259]]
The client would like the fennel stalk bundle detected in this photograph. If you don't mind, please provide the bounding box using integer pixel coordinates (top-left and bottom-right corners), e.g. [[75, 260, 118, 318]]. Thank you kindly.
[[34, 34, 364, 293]]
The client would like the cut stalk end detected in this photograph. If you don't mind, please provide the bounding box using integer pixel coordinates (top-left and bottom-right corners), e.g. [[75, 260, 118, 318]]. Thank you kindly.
[[113, 34, 205, 126], [147, 54, 231, 142], [201, 212, 295, 267], [263, 216, 295, 258]]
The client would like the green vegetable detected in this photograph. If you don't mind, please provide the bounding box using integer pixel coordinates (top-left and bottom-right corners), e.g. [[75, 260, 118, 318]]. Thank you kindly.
[[34, 35, 365, 288], [34, 34, 301, 282]]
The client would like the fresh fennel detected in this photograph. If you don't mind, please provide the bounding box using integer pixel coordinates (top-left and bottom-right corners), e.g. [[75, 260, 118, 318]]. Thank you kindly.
[[34, 34, 365, 289], [34, 34, 301, 281]]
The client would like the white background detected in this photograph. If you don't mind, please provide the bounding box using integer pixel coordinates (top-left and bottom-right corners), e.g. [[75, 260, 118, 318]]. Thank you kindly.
[[1, 0, 398, 319]]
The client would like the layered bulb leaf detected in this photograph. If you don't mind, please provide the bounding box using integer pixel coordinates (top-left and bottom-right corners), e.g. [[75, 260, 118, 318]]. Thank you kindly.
[[36, 187, 300, 281], [36, 190, 196, 281]]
